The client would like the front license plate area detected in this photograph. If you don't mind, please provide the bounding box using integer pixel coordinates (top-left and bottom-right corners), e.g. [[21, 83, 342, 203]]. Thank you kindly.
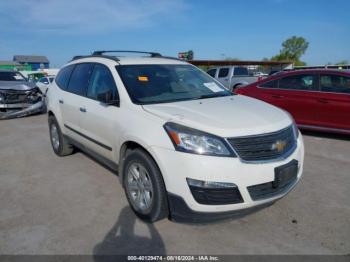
[[273, 160, 298, 189]]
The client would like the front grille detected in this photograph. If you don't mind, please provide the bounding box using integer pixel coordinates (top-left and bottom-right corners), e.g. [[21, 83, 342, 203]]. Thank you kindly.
[[227, 125, 296, 162], [0, 88, 41, 104], [189, 186, 243, 205]]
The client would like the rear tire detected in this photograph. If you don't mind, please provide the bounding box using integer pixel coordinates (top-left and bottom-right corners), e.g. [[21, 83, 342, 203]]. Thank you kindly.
[[123, 148, 168, 222], [48, 115, 74, 156]]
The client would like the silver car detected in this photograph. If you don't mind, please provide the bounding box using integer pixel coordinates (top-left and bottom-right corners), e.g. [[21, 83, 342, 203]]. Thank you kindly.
[[0, 69, 45, 119]]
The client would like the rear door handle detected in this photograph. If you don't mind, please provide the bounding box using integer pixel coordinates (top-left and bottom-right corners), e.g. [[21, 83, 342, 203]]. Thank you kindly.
[[79, 107, 87, 113], [59, 99, 64, 104], [272, 95, 284, 99], [317, 98, 329, 104]]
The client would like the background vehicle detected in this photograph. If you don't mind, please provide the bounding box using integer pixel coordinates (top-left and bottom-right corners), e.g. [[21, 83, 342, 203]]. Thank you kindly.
[[47, 51, 304, 222], [0, 69, 45, 119], [207, 66, 258, 91], [236, 69, 350, 135], [27, 72, 46, 83], [36, 76, 55, 94]]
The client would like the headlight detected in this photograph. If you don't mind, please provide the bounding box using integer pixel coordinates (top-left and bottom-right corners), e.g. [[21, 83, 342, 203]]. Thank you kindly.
[[292, 120, 299, 138], [164, 122, 235, 157], [282, 110, 299, 139]]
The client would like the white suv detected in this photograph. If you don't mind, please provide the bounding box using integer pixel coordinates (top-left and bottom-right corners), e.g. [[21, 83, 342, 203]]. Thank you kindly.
[[47, 51, 304, 222]]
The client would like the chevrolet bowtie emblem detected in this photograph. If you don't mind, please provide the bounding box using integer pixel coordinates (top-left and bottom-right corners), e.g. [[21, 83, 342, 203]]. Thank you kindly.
[[272, 140, 287, 152]]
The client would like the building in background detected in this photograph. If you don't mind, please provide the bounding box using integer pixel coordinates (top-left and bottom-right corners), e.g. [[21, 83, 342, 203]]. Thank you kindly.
[[13, 55, 50, 70], [0, 61, 32, 71]]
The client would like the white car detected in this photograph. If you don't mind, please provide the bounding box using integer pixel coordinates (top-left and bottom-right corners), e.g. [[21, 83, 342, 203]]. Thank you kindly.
[[36, 76, 55, 94], [47, 51, 304, 222]]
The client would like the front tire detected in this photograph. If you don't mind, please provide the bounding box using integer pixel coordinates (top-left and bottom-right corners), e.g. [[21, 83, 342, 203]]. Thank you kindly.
[[123, 149, 168, 222], [48, 115, 74, 156]]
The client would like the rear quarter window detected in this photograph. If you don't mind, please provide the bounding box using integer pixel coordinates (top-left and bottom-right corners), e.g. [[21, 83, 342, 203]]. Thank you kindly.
[[55, 65, 75, 90]]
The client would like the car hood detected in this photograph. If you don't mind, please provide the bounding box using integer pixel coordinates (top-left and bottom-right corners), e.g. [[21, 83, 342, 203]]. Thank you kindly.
[[0, 81, 35, 91], [142, 95, 292, 137]]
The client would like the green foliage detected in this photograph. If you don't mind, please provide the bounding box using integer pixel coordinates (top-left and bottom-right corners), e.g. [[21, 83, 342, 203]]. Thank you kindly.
[[270, 36, 309, 65]]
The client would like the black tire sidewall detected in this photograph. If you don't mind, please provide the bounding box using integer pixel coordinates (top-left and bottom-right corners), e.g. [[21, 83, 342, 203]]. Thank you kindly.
[[48, 116, 63, 156], [123, 149, 167, 222]]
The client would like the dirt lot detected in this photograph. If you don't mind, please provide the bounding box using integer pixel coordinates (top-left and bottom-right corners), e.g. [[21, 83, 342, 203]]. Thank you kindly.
[[0, 114, 349, 255]]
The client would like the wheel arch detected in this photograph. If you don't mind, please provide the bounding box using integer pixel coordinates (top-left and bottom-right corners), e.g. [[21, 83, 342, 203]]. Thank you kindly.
[[117, 141, 163, 186]]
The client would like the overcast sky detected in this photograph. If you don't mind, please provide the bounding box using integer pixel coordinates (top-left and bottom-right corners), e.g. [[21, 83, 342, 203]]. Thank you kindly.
[[0, 0, 349, 67]]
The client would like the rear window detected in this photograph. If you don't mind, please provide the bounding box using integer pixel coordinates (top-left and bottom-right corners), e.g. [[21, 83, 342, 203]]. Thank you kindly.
[[67, 63, 94, 96], [55, 65, 75, 90]]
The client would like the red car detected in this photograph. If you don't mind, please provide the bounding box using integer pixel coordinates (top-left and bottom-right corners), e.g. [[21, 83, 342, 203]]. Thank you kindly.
[[235, 69, 350, 135]]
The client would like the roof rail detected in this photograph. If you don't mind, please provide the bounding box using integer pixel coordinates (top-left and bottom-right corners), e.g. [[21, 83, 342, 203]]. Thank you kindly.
[[92, 50, 162, 57], [71, 54, 120, 63], [71, 51, 185, 63]]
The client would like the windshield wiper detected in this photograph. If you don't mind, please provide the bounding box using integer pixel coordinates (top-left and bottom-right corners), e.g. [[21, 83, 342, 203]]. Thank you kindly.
[[196, 92, 232, 100]]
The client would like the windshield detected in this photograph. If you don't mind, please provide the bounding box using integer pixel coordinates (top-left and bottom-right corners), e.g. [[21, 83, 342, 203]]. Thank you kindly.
[[0, 71, 26, 81], [117, 64, 232, 105]]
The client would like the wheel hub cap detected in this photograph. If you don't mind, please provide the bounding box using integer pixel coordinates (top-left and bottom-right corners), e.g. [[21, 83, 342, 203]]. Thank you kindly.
[[126, 163, 153, 212], [50, 124, 60, 150]]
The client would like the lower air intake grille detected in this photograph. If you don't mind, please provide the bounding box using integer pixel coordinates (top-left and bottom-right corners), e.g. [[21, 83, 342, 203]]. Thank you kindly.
[[189, 186, 243, 205]]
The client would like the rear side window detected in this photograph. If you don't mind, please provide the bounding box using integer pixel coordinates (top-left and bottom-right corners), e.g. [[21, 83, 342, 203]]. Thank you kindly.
[[218, 68, 229, 78], [260, 79, 278, 88], [320, 74, 350, 94], [67, 63, 94, 96], [87, 64, 119, 100], [55, 65, 74, 90], [279, 74, 317, 91], [207, 69, 216, 77], [234, 67, 249, 76]]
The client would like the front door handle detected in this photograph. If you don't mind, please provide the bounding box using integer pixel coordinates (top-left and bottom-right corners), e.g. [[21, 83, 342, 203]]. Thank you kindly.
[[79, 107, 87, 113], [59, 99, 64, 104]]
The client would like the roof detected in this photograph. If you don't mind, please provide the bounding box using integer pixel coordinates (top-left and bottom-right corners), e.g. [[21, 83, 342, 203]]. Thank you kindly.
[[188, 60, 293, 66], [0, 61, 21, 66], [13, 55, 49, 64], [294, 65, 350, 70], [262, 68, 350, 81]]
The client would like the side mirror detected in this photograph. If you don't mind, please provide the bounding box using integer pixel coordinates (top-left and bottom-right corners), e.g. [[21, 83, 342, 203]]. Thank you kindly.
[[97, 90, 120, 107]]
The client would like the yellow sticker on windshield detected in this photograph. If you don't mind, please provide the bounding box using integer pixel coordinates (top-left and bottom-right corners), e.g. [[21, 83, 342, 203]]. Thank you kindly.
[[138, 76, 149, 82]]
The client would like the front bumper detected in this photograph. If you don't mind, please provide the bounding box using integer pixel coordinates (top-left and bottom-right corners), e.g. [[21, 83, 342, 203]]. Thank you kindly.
[[150, 134, 304, 219], [0, 100, 45, 120]]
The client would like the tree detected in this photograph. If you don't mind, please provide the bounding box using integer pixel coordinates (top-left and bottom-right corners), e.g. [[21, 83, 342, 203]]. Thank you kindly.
[[271, 36, 309, 66], [335, 60, 349, 65]]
